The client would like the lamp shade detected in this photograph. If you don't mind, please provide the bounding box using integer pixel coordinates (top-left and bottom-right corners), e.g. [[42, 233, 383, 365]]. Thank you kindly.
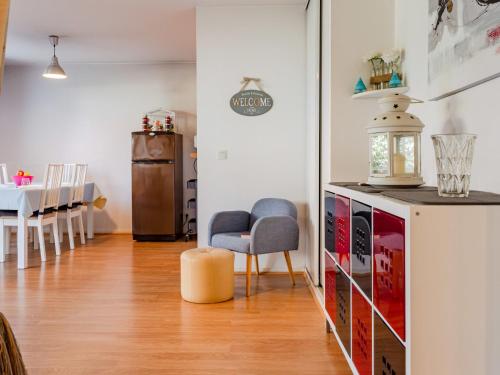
[[43, 55, 67, 79]]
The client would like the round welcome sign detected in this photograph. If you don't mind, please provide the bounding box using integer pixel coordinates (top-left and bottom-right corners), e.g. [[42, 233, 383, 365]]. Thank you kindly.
[[230, 89, 273, 117]]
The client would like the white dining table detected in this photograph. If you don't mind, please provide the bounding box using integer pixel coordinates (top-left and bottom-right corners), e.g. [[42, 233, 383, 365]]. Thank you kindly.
[[0, 182, 102, 269]]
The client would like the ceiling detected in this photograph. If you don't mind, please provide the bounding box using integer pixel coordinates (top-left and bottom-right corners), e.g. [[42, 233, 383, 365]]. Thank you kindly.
[[5, 0, 307, 65]]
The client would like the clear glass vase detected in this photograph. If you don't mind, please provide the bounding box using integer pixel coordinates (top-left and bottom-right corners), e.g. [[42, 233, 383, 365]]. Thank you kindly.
[[432, 134, 477, 197]]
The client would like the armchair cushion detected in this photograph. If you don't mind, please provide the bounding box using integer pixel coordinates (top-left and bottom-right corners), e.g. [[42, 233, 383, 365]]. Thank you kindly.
[[211, 232, 250, 254], [250, 198, 297, 228], [208, 211, 250, 245], [250, 215, 299, 254]]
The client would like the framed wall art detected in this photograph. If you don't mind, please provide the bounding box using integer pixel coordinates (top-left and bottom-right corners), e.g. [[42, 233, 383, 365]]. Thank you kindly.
[[428, 0, 500, 100]]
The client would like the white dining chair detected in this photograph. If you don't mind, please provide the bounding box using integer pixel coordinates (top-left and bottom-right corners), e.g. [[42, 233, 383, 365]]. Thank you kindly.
[[0, 164, 64, 262], [0, 163, 8, 184], [0, 163, 11, 253], [62, 163, 76, 185], [58, 164, 87, 250], [51, 163, 75, 244]]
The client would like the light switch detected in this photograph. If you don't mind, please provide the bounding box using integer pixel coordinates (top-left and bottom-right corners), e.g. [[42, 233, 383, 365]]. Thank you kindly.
[[217, 150, 228, 160]]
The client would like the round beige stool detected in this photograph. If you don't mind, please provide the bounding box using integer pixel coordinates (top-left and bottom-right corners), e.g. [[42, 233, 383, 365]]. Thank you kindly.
[[181, 248, 234, 303]]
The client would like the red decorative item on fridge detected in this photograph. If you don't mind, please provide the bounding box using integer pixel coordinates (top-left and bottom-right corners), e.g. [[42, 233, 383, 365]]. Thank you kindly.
[[334, 195, 350, 275], [373, 208, 405, 341], [165, 115, 172, 130], [142, 114, 150, 131]]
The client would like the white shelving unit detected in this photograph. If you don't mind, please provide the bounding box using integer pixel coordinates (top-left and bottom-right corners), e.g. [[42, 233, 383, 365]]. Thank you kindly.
[[322, 183, 500, 375], [352, 87, 409, 100]]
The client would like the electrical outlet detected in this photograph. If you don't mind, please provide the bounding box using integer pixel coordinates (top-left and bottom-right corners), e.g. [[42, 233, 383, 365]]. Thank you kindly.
[[217, 150, 228, 160]]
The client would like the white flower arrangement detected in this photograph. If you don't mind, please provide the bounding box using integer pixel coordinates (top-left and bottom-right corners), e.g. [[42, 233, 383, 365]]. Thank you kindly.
[[382, 49, 402, 65], [382, 49, 403, 72]]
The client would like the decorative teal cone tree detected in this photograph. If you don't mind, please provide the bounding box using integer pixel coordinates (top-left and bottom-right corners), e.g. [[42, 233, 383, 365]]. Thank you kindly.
[[354, 78, 367, 94], [389, 71, 402, 88]]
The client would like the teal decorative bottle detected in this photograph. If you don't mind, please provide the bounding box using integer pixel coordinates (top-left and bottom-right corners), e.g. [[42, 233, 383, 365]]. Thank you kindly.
[[389, 71, 402, 88], [354, 78, 367, 94]]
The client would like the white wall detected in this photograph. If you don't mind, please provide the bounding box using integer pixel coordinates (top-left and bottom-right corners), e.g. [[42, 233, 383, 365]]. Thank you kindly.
[[196, 5, 306, 272], [330, 0, 395, 182], [316, 0, 395, 286], [305, 0, 321, 284], [0, 63, 197, 233], [321, 0, 332, 187], [395, 0, 500, 193]]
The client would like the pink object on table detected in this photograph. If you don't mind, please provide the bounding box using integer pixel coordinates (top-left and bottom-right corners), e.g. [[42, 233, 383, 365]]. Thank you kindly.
[[12, 175, 34, 187]]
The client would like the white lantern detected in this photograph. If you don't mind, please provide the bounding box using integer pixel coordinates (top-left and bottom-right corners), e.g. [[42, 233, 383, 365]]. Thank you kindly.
[[367, 94, 424, 187]]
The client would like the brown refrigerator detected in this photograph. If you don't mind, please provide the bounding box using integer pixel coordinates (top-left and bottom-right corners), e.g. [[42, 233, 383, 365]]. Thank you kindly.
[[132, 132, 183, 241]]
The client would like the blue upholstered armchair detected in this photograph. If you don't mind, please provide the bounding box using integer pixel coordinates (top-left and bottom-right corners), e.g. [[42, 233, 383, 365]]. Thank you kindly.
[[208, 198, 299, 296]]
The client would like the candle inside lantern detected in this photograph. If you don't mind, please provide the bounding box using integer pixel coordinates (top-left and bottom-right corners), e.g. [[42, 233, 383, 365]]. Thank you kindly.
[[393, 153, 407, 175]]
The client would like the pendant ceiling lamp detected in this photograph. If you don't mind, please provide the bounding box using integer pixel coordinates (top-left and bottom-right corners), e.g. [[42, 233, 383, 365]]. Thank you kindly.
[[43, 35, 67, 79]]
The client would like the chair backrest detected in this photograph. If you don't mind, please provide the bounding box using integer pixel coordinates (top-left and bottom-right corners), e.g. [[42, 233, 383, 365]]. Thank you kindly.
[[0, 163, 8, 184], [38, 164, 64, 213], [250, 198, 297, 228], [68, 164, 87, 207], [62, 163, 76, 185]]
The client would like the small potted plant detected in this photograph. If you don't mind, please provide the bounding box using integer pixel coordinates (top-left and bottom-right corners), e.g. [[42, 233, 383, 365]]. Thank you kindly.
[[363, 52, 383, 78]]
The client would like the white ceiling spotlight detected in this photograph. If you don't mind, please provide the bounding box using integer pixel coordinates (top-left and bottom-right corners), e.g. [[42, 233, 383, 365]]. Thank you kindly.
[[43, 35, 67, 79]]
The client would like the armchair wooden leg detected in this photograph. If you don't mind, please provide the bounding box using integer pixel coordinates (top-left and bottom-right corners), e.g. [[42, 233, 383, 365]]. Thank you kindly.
[[254, 255, 260, 275], [246, 254, 252, 297], [284, 251, 295, 286]]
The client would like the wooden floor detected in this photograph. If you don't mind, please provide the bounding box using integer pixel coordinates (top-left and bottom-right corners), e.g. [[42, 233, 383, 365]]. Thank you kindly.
[[0, 235, 350, 375]]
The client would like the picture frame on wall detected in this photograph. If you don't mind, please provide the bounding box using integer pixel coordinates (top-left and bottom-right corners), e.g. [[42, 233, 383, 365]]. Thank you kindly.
[[428, 0, 500, 101]]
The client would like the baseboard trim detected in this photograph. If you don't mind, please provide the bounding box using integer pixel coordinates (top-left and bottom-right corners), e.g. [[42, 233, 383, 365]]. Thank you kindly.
[[304, 270, 325, 317]]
